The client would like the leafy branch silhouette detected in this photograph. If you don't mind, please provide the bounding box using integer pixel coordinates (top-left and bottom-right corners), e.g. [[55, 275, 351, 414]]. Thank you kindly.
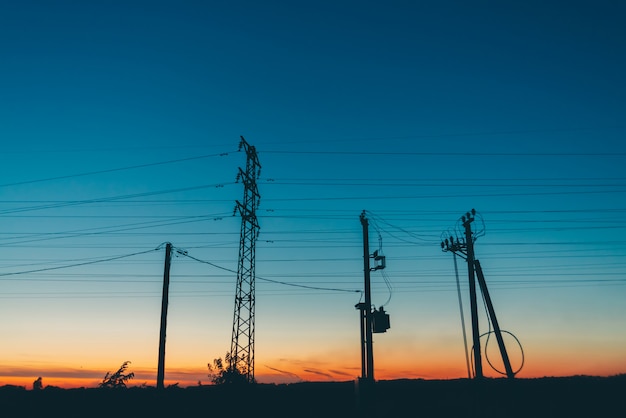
[[99, 361, 135, 389], [207, 352, 253, 385]]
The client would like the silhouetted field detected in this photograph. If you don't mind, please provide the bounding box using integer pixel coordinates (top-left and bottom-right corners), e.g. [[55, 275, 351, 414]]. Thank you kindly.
[[2, 375, 625, 418]]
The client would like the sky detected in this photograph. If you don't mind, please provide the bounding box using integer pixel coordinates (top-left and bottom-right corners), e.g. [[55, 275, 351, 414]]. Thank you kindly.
[[1, 0, 625, 388]]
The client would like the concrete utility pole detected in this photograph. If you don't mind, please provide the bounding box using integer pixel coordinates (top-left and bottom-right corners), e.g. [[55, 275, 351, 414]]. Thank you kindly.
[[157, 242, 172, 389], [475, 260, 515, 379], [441, 209, 516, 380], [463, 212, 483, 379]]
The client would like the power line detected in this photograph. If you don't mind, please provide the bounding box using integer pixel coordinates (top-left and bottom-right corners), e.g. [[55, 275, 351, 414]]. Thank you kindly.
[[251, 126, 626, 146], [179, 249, 360, 294], [262, 150, 626, 157], [0, 247, 162, 277], [0, 182, 236, 215], [264, 176, 626, 182], [258, 189, 626, 201], [262, 181, 626, 188], [4, 186, 624, 206], [0, 214, 231, 247], [0, 150, 236, 188]]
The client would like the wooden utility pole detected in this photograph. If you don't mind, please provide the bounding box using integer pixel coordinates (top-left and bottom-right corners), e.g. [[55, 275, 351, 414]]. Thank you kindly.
[[157, 242, 172, 389]]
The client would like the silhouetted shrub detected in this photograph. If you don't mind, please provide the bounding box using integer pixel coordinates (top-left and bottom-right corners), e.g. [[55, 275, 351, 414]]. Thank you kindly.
[[99, 361, 135, 389], [207, 353, 254, 385]]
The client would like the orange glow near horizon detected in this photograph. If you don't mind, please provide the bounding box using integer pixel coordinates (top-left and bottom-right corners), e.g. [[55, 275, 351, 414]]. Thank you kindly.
[[3, 337, 626, 389], [2, 355, 625, 390]]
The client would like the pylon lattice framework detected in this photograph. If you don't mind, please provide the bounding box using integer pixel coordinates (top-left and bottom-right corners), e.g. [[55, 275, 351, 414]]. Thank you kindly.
[[229, 136, 261, 382]]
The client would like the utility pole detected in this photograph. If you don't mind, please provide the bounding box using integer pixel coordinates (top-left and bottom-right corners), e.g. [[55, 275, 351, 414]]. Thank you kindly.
[[441, 209, 517, 380], [355, 211, 390, 414], [356, 211, 390, 383], [157, 242, 172, 389], [463, 212, 483, 379], [360, 211, 374, 382], [230, 136, 261, 383]]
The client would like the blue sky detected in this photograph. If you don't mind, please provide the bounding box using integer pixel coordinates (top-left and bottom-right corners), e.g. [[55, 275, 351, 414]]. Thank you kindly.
[[1, 1, 625, 386]]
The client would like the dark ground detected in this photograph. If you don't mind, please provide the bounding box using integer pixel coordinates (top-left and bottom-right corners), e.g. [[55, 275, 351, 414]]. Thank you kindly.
[[1, 375, 625, 418]]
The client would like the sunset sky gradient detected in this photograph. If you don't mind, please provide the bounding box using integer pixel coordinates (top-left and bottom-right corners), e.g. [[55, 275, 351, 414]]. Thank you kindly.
[[1, 1, 625, 388]]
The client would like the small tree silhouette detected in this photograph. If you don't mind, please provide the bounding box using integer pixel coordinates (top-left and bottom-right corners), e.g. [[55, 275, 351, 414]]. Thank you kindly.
[[207, 352, 253, 385], [99, 361, 135, 388]]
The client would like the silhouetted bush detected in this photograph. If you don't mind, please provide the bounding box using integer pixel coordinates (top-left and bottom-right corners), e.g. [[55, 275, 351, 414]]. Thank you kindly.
[[99, 361, 135, 389], [207, 353, 254, 385]]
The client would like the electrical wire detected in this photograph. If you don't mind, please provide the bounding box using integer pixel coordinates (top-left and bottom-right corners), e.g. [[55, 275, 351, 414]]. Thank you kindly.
[[259, 188, 626, 201], [262, 180, 626, 188], [453, 253, 472, 379], [366, 217, 394, 307], [0, 150, 236, 189], [0, 214, 231, 247], [482, 330, 526, 376], [262, 150, 626, 156], [367, 211, 435, 243], [264, 176, 626, 182], [0, 182, 236, 215], [0, 247, 161, 277], [177, 248, 361, 294]]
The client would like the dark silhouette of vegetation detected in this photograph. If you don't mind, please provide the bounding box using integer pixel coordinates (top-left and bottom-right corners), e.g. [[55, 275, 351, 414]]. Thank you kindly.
[[32, 377, 43, 390], [1, 376, 626, 417], [207, 352, 254, 385], [99, 361, 135, 389]]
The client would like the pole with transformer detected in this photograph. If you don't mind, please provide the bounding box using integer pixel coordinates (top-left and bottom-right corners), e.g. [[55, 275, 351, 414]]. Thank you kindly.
[[360, 211, 375, 382], [355, 211, 391, 414], [356, 211, 390, 383]]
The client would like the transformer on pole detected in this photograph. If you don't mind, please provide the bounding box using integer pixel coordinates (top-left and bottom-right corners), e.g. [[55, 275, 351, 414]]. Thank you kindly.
[[356, 211, 390, 384], [358, 211, 375, 382], [229, 136, 261, 383]]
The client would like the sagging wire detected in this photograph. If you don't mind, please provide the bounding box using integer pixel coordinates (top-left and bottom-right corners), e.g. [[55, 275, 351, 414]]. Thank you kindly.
[[0, 246, 162, 277], [367, 210, 437, 244], [174, 245, 360, 294], [378, 235, 393, 307], [368, 216, 393, 308], [479, 281, 525, 376], [453, 253, 472, 379], [467, 270, 525, 377]]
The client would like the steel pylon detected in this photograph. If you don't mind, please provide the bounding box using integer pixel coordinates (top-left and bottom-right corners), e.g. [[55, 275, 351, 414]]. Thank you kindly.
[[229, 136, 261, 382]]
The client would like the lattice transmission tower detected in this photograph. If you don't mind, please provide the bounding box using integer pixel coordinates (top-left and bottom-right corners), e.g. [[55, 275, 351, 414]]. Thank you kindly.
[[229, 136, 261, 382]]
